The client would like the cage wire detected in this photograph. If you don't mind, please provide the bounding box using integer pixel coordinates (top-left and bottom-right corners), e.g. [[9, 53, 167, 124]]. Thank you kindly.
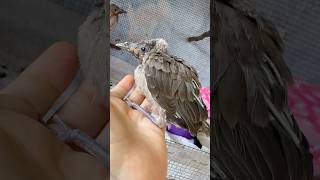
[[255, 0, 320, 84], [109, 0, 210, 87], [166, 139, 210, 180]]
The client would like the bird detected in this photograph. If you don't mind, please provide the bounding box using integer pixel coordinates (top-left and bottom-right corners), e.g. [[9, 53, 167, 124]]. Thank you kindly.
[[116, 38, 210, 148], [109, 3, 126, 50], [211, 0, 313, 179]]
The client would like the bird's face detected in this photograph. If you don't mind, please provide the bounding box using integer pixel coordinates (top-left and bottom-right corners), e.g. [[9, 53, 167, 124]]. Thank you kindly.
[[110, 3, 127, 16], [116, 38, 168, 62]]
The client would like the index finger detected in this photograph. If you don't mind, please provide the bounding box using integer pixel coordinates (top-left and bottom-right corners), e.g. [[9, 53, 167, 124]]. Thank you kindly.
[[0, 42, 79, 119], [110, 75, 134, 99]]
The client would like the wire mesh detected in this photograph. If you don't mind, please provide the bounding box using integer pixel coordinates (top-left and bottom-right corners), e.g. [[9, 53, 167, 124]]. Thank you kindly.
[[166, 139, 210, 180], [255, 0, 320, 84], [109, 0, 210, 86]]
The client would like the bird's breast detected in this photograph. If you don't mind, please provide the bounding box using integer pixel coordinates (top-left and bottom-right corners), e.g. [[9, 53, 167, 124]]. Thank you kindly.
[[134, 65, 158, 107]]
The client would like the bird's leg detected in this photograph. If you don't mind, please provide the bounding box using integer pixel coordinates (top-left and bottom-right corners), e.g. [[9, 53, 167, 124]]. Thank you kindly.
[[150, 105, 167, 128], [126, 99, 158, 125], [123, 86, 160, 128]]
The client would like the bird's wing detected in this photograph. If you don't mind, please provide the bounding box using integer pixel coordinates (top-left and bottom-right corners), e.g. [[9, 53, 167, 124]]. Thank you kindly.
[[211, 1, 313, 179], [143, 52, 208, 135]]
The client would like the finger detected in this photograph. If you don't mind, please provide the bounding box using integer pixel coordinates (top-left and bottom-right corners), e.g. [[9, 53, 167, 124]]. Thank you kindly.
[[128, 89, 145, 105], [110, 75, 134, 99], [0, 42, 79, 119], [140, 99, 151, 112]]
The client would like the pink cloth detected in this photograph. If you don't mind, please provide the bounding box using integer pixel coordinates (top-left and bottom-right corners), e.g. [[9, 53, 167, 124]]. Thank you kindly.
[[200, 87, 210, 118], [288, 80, 320, 176]]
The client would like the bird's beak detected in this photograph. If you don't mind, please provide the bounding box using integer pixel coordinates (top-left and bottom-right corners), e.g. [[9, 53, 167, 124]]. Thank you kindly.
[[115, 42, 130, 50], [116, 42, 141, 58], [118, 8, 127, 14]]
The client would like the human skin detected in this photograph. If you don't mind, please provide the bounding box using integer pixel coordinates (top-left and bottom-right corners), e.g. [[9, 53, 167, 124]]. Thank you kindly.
[[110, 75, 167, 180], [0, 42, 167, 180], [0, 42, 107, 180]]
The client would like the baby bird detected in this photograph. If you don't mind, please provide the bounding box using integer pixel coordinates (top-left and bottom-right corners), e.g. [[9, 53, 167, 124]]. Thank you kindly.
[[116, 39, 210, 148]]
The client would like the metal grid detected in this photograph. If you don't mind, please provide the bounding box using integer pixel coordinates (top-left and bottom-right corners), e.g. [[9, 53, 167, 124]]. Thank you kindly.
[[166, 139, 210, 180], [109, 0, 210, 87], [255, 0, 320, 84]]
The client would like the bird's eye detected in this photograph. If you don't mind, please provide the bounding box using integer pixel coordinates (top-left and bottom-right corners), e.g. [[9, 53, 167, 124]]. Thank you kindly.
[[141, 47, 146, 52]]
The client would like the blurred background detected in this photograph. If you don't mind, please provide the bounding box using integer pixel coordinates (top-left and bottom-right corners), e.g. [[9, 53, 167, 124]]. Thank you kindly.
[[0, 0, 319, 178]]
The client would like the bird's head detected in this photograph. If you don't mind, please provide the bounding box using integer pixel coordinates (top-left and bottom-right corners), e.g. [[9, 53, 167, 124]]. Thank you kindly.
[[110, 3, 127, 16], [116, 38, 168, 61]]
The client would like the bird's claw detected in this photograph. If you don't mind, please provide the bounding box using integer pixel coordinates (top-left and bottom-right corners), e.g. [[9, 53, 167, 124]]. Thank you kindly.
[[124, 99, 161, 128]]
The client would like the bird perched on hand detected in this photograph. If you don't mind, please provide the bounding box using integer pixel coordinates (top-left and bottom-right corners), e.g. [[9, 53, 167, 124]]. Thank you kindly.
[[211, 0, 313, 179], [116, 38, 210, 148]]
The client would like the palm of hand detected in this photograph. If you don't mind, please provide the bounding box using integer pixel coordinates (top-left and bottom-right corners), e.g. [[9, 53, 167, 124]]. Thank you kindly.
[[110, 75, 167, 180]]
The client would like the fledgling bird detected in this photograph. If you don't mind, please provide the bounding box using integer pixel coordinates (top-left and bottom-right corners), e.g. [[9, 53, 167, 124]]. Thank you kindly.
[[116, 39, 210, 148], [211, 0, 313, 179]]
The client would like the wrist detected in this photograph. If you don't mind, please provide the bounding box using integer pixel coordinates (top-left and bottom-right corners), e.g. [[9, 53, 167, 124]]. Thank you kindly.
[[117, 150, 167, 180]]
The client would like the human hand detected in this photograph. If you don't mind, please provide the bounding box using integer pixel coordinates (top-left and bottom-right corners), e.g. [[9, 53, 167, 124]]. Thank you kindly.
[[110, 75, 167, 180], [0, 42, 107, 180]]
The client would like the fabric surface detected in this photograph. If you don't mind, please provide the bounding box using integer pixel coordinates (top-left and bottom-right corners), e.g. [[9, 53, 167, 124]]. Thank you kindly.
[[288, 80, 320, 177], [200, 87, 210, 118]]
